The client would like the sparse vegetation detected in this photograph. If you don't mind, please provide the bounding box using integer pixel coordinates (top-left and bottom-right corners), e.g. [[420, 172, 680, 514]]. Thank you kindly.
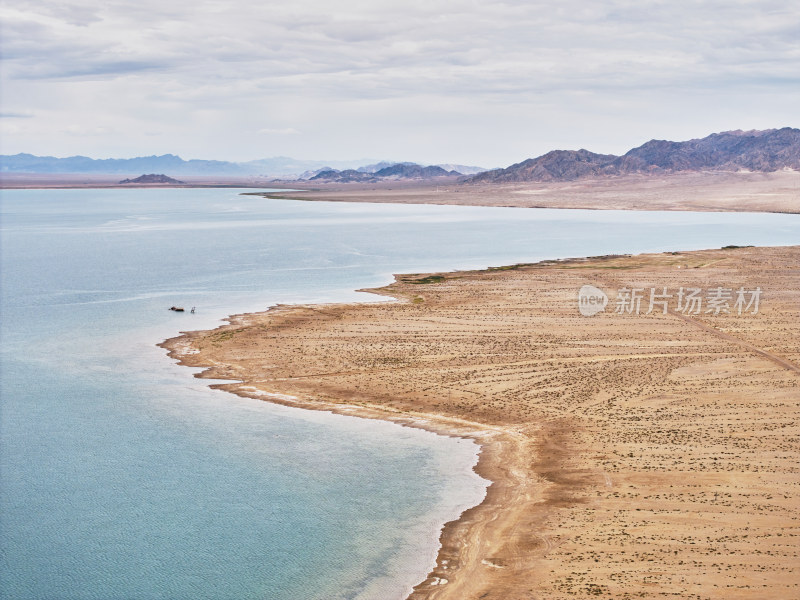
[[488, 263, 534, 271], [210, 328, 242, 343], [404, 275, 446, 284], [167, 246, 800, 600]]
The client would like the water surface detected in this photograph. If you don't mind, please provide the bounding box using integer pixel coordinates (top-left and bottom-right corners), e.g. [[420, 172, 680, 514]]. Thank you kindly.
[[2, 188, 798, 599]]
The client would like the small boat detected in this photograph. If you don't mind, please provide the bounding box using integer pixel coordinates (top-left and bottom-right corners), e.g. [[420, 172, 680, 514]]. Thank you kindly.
[[169, 306, 185, 312]]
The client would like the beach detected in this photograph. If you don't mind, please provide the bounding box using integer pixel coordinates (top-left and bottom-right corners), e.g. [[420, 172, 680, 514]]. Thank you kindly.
[[162, 244, 799, 599]]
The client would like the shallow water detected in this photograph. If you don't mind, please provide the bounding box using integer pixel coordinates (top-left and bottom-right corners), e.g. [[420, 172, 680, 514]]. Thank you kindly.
[[2, 188, 798, 599]]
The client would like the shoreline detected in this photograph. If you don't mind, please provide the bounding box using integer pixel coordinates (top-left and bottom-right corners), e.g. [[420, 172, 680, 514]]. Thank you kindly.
[[246, 170, 800, 214], [159, 303, 522, 599], [4, 170, 800, 214], [160, 245, 800, 599]]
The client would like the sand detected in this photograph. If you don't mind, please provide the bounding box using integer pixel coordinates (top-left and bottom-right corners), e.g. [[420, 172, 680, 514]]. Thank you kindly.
[[161, 245, 800, 599]]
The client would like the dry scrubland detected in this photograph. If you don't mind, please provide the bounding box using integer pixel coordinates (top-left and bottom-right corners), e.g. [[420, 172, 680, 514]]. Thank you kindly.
[[162, 246, 800, 600]]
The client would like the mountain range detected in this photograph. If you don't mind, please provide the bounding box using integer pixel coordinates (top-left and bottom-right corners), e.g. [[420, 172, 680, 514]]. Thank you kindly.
[[0, 153, 485, 179], [2, 128, 797, 183], [309, 163, 462, 182], [470, 128, 800, 183], [0, 154, 380, 178]]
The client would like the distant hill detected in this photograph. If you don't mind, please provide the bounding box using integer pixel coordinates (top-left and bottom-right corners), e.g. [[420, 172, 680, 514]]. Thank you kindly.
[[0, 153, 248, 176], [0, 153, 379, 178], [435, 163, 488, 175], [307, 162, 463, 182], [240, 156, 378, 177], [0, 151, 490, 181], [309, 169, 376, 182], [0, 153, 488, 180], [119, 174, 185, 184], [353, 162, 486, 175], [373, 164, 457, 178], [471, 128, 800, 183], [356, 161, 416, 174]]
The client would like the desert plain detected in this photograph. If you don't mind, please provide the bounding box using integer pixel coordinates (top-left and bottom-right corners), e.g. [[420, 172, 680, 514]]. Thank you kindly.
[[253, 170, 800, 214], [162, 243, 800, 600]]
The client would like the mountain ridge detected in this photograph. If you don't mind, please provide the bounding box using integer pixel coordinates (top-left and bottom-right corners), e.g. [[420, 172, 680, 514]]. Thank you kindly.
[[307, 163, 462, 182], [0, 153, 486, 180], [470, 128, 800, 183], [3, 128, 797, 183]]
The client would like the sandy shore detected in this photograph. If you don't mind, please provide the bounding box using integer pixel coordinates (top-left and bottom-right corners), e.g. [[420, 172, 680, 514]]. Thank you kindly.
[[160, 245, 799, 599], [250, 171, 800, 214]]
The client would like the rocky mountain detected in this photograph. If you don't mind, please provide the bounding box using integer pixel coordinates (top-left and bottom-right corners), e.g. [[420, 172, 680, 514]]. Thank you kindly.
[[619, 128, 800, 172], [472, 150, 617, 183], [471, 128, 800, 183], [119, 174, 185, 184]]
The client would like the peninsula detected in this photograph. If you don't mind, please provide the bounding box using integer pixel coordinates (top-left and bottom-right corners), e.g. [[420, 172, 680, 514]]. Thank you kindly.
[[161, 245, 800, 599]]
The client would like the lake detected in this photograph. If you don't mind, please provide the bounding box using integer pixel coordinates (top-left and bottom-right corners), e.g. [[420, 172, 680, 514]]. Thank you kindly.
[[2, 188, 798, 599]]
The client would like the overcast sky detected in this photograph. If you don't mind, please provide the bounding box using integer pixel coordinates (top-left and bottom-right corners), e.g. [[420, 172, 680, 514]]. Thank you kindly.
[[1, 0, 798, 167]]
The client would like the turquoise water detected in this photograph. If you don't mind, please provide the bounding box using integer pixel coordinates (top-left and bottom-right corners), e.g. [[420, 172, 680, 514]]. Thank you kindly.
[[1, 188, 798, 600]]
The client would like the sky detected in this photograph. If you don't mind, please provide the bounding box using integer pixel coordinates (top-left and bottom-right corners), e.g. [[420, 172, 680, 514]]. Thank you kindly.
[[1, 0, 798, 168]]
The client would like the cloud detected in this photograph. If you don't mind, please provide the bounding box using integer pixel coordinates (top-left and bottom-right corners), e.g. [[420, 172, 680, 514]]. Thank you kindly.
[[5, 0, 794, 89], [258, 128, 302, 136], [1, 0, 798, 164]]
